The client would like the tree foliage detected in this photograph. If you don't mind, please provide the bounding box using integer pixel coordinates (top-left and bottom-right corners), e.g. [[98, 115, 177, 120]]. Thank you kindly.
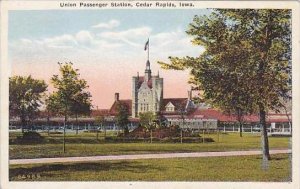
[[46, 62, 92, 152], [46, 62, 92, 120], [95, 115, 106, 139], [9, 75, 47, 132], [158, 9, 291, 160], [95, 115, 105, 126], [139, 112, 156, 131], [115, 102, 129, 135]]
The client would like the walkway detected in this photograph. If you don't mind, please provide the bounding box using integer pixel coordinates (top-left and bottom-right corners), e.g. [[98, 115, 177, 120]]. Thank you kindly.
[[10, 149, 291, 165]]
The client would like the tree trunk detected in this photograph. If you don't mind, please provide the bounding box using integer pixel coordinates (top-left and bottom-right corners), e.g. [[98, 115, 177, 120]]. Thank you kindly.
[[239, 122, 243, 137], [260, 107, 271, 161], [237, 110, 243, 137], [21, 116, 26, 133], [104, 124, 106, 141], [75, 114, 78, 135], [63, 114, 67, 153], [124, 125, 129, 136], [96, 130, 99, 140], [257, 16, 271, 162], [283, 105, 292, 134], [47, 115, 50, 136], [180, 129, 183, 143], [21, 125, 24, 133], [30, 120, 33, 131]]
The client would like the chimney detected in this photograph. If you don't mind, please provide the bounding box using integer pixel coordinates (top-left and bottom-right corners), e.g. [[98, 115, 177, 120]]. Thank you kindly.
[[115, 93, 119, 101], [188, 90, 192, 100]]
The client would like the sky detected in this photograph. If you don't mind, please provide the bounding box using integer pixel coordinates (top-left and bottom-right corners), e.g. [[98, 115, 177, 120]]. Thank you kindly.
[[9, 9, 209, 109]]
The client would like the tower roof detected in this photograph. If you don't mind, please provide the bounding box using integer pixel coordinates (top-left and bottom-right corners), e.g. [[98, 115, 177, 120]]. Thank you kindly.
[[137, 76, 153, 89], [145, 60, 151, 72]]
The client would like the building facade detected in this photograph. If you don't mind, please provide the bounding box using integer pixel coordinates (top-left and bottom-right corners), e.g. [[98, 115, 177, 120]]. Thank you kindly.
[[132, 59, 163, 117]]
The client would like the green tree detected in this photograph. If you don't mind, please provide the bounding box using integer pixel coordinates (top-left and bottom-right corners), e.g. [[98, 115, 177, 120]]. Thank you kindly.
[[46, 93, 63, 116], [155, 111, 164, 128], [139, 112, 157, 143], [71, 91, 92, 130], [115, 102, 130, 135], [158, 9, 291, 161], [9, 75, 47, 133], [139, 112, 156, 130], [178, 105, 186, 143], [95, 115, 106, 140], [47, 62, 92, 153]]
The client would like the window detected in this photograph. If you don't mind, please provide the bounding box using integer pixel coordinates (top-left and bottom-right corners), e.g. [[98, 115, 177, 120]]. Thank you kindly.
[[166, 106, 174, 112]]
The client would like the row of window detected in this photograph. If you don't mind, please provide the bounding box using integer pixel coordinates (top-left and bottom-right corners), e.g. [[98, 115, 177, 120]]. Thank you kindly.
[[140, 91, 151, 96], [139, 103, 160, 112], [166, 107, 175, 112], [170, 121, 216, 127], [140, 103, 149, 112]]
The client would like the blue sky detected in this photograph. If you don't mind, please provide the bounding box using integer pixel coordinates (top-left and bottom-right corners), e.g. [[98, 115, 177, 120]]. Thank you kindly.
[[9, 9, 210, 40], [9, 9, 210, 108]]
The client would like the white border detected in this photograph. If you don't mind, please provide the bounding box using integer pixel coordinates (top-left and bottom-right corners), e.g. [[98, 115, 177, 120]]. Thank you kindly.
[[1, 1, 299, 189]]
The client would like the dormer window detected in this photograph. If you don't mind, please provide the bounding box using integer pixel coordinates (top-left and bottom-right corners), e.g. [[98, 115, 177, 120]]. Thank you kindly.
[[165, 102, 175, 112]]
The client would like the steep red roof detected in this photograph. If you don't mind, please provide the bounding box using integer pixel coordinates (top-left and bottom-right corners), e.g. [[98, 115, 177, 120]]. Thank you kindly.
[[129, 117, 140, 122], [91, 109, 110, 117], [189, 109, 234, 121], [188, 108, 291, 123], [162, 98, 188, 111], [109, 100, 132, 116]]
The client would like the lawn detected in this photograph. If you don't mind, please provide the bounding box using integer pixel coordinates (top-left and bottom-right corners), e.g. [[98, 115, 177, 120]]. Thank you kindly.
[[9, 153, 291, 181], [9, 132, 290, 159]]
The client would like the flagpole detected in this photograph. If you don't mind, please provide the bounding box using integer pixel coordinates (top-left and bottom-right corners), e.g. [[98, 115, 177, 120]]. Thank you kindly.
[[148, 38, 149, 61]]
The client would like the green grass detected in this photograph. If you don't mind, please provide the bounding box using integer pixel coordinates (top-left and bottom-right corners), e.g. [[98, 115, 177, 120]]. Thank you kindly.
[[9, 132, 290, 159], [9, 154, 291, 181], [9, 130, 118, 139]]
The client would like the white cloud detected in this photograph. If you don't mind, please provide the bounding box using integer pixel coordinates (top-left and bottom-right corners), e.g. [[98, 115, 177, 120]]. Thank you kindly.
[[75, 30, 93, 46], [42, 34, 77, 49], [20, 38, 32, 44], [150, 30, 204, 58], [10, 24, 203, 66], [100, 27, 151, 38], [92, 19, 120, 29], [93, 40, 123, 49], [99, 26, 152, 47], [9, 28, 125, 61]]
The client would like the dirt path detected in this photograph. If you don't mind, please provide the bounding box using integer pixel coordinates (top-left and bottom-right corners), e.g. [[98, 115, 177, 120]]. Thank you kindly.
[[10, 149, 291, 165]]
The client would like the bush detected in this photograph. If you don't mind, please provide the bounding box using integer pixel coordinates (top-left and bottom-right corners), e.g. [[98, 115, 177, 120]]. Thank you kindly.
[[15, 131, 45, 144], [84, 130, 100, 133], [49, 131, 63, 134], [103, 136, 215, 143], [22, 131, 43, 140]]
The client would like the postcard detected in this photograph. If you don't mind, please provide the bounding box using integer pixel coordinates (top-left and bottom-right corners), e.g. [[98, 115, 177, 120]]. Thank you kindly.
[[1, 1, 299, 189]]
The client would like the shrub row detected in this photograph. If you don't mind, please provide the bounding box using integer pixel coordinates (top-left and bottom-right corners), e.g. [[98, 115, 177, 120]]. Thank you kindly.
[[9, 131, 215, 144]]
